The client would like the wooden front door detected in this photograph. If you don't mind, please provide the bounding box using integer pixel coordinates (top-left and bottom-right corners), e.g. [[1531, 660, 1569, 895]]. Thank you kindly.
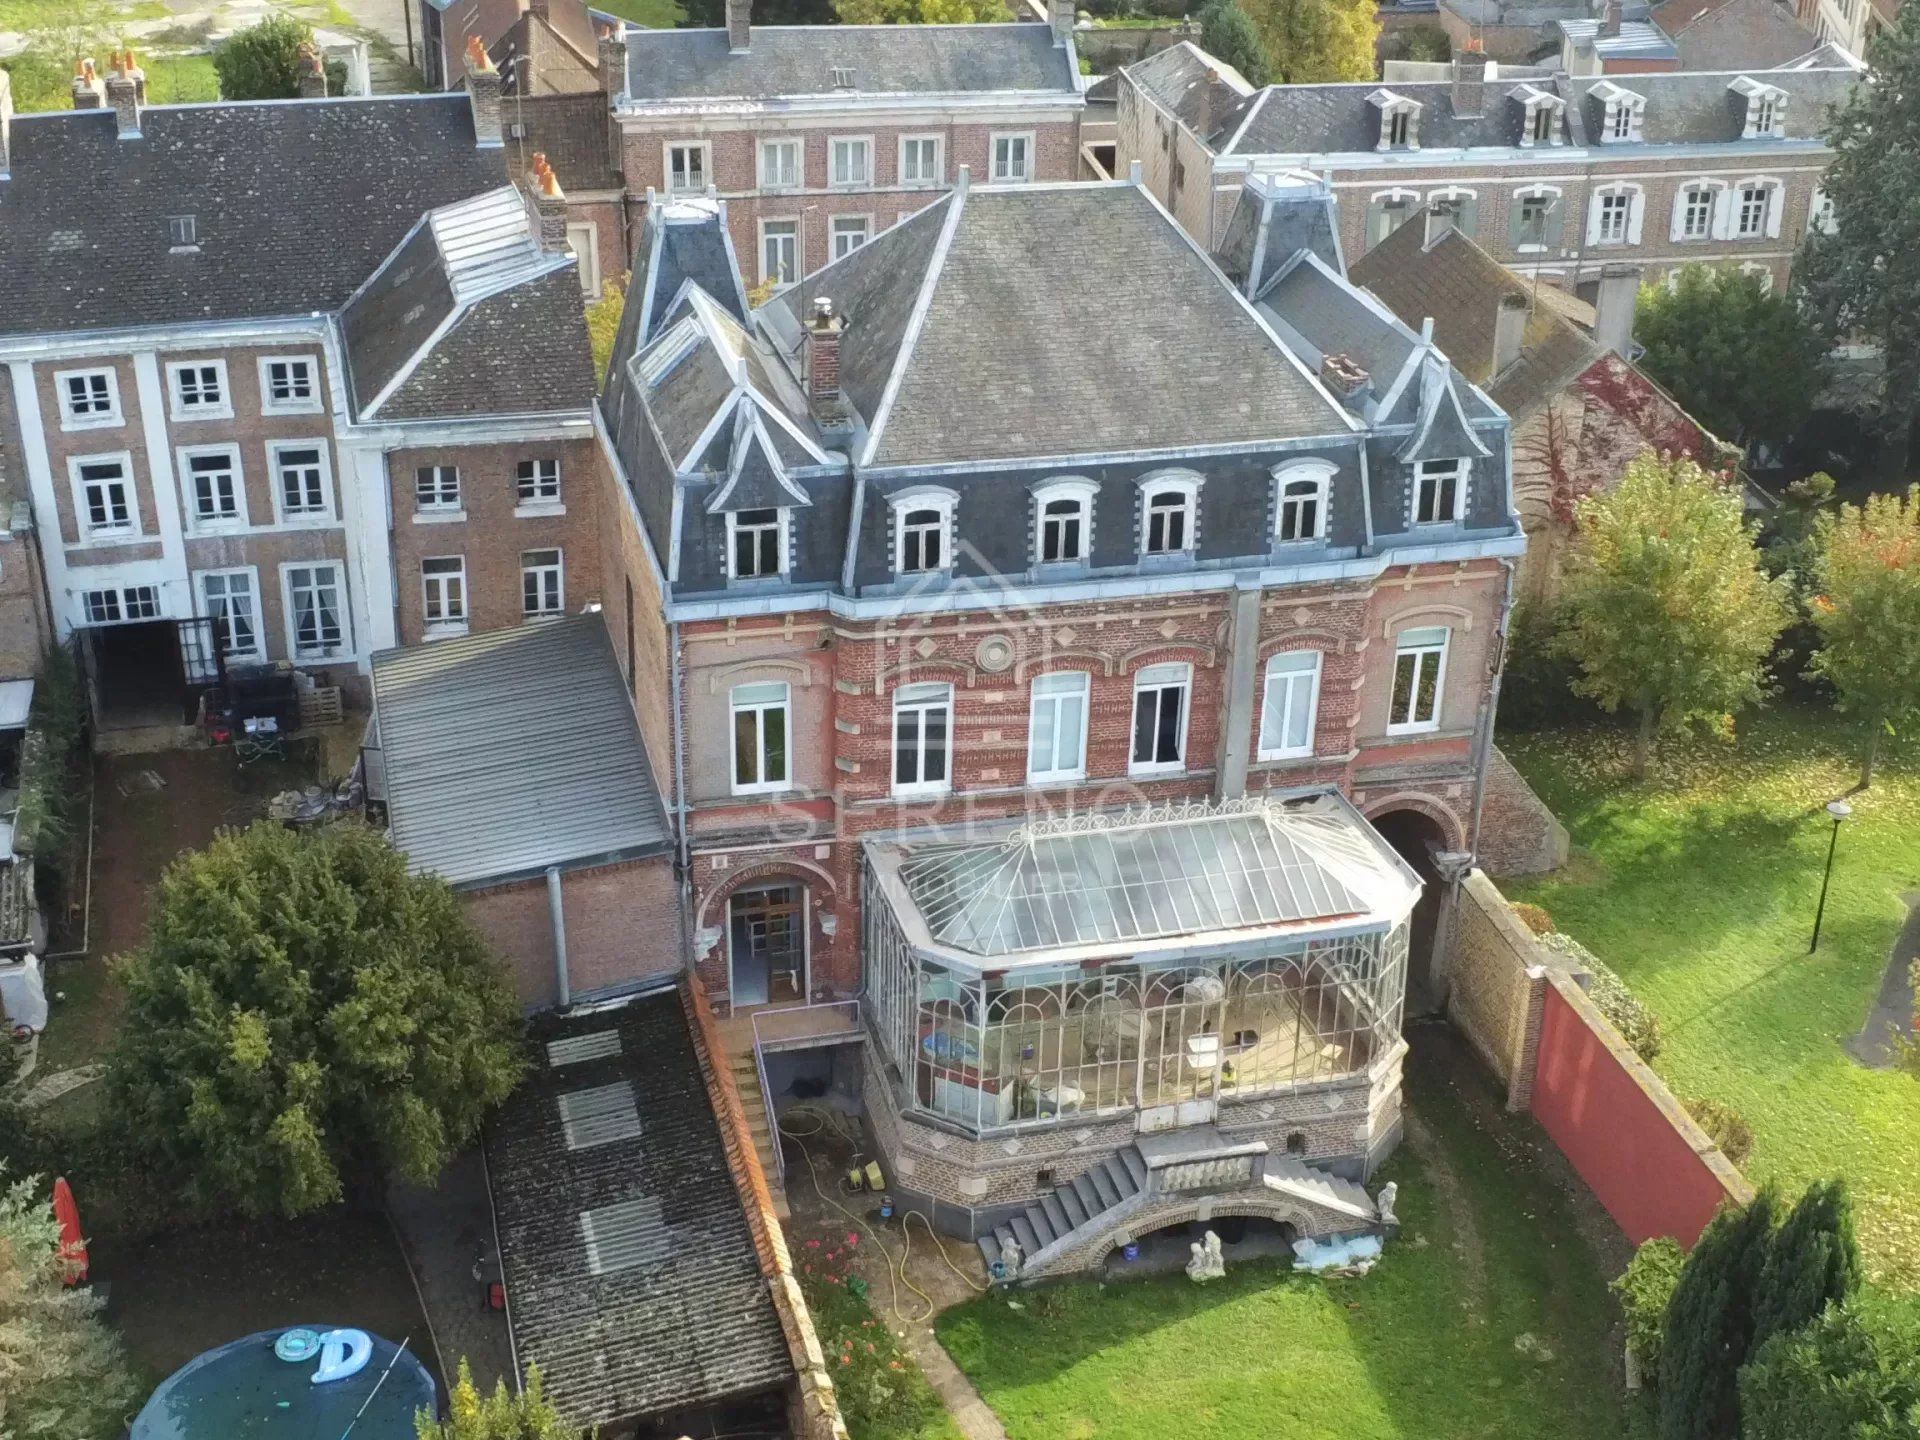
[[729, 885, 806, 1006]]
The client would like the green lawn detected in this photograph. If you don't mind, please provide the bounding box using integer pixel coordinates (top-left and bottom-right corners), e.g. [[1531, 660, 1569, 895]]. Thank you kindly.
[[589, 0, 686, 28], [2, 50, 218, 111], [1504, 707, 1920, 1290], [937, 1040, 1633, 1440]]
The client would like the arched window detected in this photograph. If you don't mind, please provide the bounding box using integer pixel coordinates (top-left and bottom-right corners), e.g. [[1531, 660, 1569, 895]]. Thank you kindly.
[[890, 488, 957, 575], [1273, 462, 1334, 543], [1138, 472, 1200, 556], [1033, 478, 1096, 565]]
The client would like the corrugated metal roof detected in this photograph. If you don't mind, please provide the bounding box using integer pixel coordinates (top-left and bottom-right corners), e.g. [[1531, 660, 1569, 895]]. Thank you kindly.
[[370, 614, 669, 886]]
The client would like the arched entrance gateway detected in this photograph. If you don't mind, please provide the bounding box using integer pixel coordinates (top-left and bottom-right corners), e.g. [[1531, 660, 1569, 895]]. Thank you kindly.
[[1366, 805, 1459, 1017]]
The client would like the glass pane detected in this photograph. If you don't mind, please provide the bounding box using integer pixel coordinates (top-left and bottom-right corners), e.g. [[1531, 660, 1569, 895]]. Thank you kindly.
[[1058, 693, 1084, 771], [1286, 678, 1312, 749], [1414, 653, 1440, 723], [1154, 689, 1181, 761], [1259, 677, 1285, 753], [764, 705, 787, 783], [735, 708, 759, 785], [1390, 653, 1417, 725], [924, 706, 948, 782], [1132, 690, 1156, 763], [895, 710, 921, 784]]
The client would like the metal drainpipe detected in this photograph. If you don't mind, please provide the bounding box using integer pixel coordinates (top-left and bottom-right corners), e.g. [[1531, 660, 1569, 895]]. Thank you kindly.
[[546, 865, 570, 1010], [669, 617, 694, 973]]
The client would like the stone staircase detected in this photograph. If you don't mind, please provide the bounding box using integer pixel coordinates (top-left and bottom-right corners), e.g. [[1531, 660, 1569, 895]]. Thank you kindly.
[[726, 1050, 790, 1219], [1258, 1153, 1377, 1215], [978, 1145, 1150, 1275]]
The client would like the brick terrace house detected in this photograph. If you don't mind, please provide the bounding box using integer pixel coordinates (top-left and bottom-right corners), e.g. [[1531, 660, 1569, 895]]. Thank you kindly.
[[417, 0, 606, 93], [592, 168, 1525, 1270], [509, 0, 1086, 301], [1117, 39, 1860, 301], [1349, 215, 1729, 604]]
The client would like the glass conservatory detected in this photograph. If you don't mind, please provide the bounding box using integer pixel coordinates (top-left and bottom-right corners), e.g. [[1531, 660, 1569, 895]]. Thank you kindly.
[[861, 794, 1423, 1134]]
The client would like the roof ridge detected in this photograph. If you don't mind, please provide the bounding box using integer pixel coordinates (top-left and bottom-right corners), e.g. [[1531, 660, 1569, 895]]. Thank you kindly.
[[858, 185, 968, 467]]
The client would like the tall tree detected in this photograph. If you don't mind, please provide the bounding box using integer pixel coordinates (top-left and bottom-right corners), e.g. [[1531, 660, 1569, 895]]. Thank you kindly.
[[1557, 454, 1792, 778], [416, 1360, 583, 1440], [1241, 0, 1376, 82], [684, 0, 836, 22], [1753, 1179, 1863, 1355], [1658, 1189, 1778, 1440], [1739, 1295, 1920, 1440], [0, 1172, 141, 1440], [1797, 4, 1920, 477], [1807, 487, 1920, 788], [1633, 264, 1827, 453], [110, 822, 526, 1218], [1198, 0, 1273, 86]]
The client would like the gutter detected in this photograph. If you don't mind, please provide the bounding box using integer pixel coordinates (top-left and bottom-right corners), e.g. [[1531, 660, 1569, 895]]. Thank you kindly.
[[670, 617, 694, 976]]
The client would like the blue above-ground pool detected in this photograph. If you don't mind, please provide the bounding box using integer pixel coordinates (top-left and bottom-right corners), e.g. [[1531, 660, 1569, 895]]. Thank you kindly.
[[131, 1327, 436, 1438]]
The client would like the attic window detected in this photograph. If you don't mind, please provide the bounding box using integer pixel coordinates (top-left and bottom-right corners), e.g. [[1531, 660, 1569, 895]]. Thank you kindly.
[[1593, 82, 1645, 142], [168, 215, 198, 250], [831, 66, 856, 89], [1368, 89, 1421, 152], [637, 325, 699, 386], [1731, 76, 1788, 138], [1510, 85, 1565, 148]]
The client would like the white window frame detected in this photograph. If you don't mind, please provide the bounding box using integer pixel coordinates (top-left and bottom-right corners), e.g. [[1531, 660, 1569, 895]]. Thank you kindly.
[[1139, 472, 1199, 556], [1388, 626, 1449, 734], [1594, 85, 1646, 143], [1414, 458, 1469, 526], [269, 439, 335, 525], [165, 359, 232, 422], [257, 354, 322, 416], [892, 681, 953, 797], [1674, 181, 1722, 242], [1807, 185, 1836, 237], [899, 134, 943, 187], [421, 555, 468, 637], [759, 218, 800, 287], [566, 222, 602, 300], [281, 560, 351, 661], [1589, 183, 1643, 247], [990, 131, 1035, 183], [758, 137, 801, 190], [727, 506, 788, 580], [1274, 461, 1334, 543], [1426, 185, 1476, 240], [177, 443, 247, 533], [730, 680, 793, 795], [197, 566, 265, 662], [1730, 176, 1784, 240], [1383, 103, 1417, 149], [68, 452, 140, 542], [1033, 477, 1096, 566], [665, 141, 709, 195], [1258, 650, 1322, 761], [413, 463, 462, 520], [1367, 188, 1420, 247], [1741, 261, 1776, 295], [891, 488, 956, 576], [829, 135, 873, 188], [831, 214, 873, 261], [1027, 670, 1091, 784], [54, 368, 123, 431], [82, 586, 159, 625], [1512, 184, 1561, 253], [1130, 662, 1191, 776], [515, 456, 563, 516], [521, 547, 565, 619]]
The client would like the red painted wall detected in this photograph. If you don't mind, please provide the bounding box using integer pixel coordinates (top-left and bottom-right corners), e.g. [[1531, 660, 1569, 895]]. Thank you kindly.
[[1530, 980, 1736, 1247]]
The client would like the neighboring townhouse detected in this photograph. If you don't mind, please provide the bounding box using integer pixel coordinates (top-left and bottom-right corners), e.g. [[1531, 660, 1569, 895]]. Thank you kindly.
[[417, 0, 606, 93], [592, 169, 1525, 1270], [1349, 213, 1728, 602], [1551, 0, 1818, 72], [0, 52, 602, 733], [1796, 0, 1893, 57], [1117, 40, 1861, 299]]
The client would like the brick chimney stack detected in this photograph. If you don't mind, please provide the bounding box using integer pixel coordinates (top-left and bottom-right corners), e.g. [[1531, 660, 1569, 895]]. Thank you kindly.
[[71, 58, 104, 110], [1450, 46, 1487, 117], [464, 35, 504, 148], [727, 0, 751, 54], [105, 51, 142, 139], [1492, 292, 1529, 376], [1319, 353, 1371, 408], [296, 41, 328, 98], [1602, 0, 1623, 34], [527, 153, 570, 249], [1050, 0, 1075, 45], [0, 69, 13, 182], [806, 296, 844, 415]]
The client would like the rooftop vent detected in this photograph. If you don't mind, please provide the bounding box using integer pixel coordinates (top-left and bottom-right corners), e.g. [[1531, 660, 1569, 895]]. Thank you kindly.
[[546, 1029, 622, 1067], [580, 1196, 668, 1275], [831, 66, 856, 89], [558, 1081, 642, 1151]]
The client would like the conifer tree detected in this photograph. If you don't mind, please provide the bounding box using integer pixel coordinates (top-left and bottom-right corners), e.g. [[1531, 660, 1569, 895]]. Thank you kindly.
[[1752, 1179, 1863, 1355], [1658, 1189, 1777, 1440]]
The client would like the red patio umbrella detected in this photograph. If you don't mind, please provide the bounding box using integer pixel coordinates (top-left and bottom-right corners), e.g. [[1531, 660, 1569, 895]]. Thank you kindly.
[[51, 1177, 88, 1286]]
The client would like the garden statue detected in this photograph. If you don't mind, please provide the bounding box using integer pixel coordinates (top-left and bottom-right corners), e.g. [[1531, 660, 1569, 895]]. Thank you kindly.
[[1376, 1182, 1399, 1228], [993, 1236, 1023, 1283], [1186, 1229, 1226, 1282]]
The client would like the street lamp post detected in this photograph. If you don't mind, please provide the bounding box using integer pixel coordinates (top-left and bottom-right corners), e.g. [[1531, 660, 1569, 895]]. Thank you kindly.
[[1809, 799, 1853, 954]]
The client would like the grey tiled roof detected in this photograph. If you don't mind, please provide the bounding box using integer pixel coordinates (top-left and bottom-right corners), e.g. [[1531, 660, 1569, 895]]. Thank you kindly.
[[1123, 41, 1255, 137], [374, 269, 597, 420], [507, 93, 625, 192], [488, 996, 793, 1428], [0, 96, 505, 338], [770, 183, 1351, 466], [1572, 65, 1856, 143], [1650, 0, 1816, 69], [623, 22, 1080, 103], [370, 614, 669, 887]]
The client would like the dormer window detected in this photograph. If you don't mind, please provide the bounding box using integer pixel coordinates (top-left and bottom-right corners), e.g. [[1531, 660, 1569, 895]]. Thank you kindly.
[[1731, 76, 1788, 138], [729, 507, 786, 579], [1414, 459, 1468, 525], [1509, 84, 1565, 148], [1274, 462, 1334, 543], [890, 489, 956, 575], [1033, 478, 1096, 565], [1593, 81, 1646, 143], [1139, 473, 1200, 556], [1369, 89, 1422, 152], [168, 215, 198, 249]]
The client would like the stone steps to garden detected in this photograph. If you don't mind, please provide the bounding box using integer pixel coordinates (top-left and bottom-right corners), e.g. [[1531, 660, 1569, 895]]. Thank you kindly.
[[727, 1053, 790, 1219], [977, 1146, 1147, 1275]]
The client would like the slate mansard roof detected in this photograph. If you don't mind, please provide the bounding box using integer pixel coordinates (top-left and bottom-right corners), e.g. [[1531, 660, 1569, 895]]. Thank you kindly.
[[0, 95, 507, 338], [622, 22, 1082, 107], [487, 996, 794, 1428], [1125, 41, 1860, 158]]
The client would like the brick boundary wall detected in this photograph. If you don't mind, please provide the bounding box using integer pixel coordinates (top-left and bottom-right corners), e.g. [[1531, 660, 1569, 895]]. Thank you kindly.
[[682, 979, 852, 1440], [1476, 747, 1571, 879], [1448, 870, 1753, 1246]]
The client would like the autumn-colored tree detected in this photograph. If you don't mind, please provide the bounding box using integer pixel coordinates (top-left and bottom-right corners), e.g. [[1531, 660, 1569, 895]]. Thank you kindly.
[[1807, 487, 1920, 788], [833, 0, 1009, 22], [1242, 0, 1377, 82], [1557, 454, 1791, 778]]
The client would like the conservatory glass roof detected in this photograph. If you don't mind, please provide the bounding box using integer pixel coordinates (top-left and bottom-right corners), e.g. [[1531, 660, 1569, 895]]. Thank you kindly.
[[877, 794, 1423, 963]]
